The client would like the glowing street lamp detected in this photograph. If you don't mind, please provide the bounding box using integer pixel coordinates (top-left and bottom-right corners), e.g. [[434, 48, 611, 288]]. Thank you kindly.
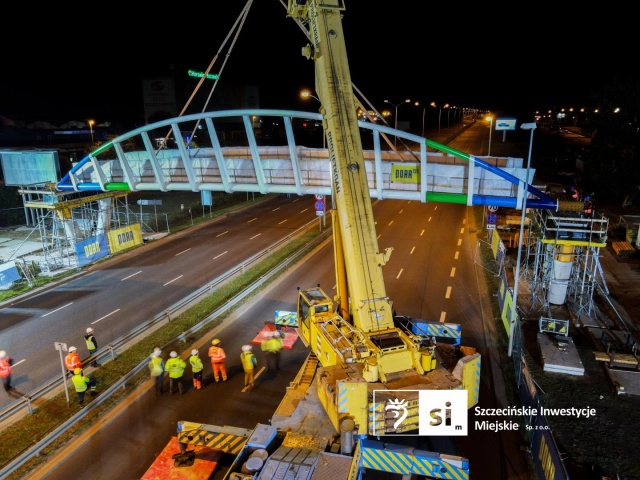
[[300, 89, 320, 103], [88, 119, 95, 146], [384, 98, 410, 147]]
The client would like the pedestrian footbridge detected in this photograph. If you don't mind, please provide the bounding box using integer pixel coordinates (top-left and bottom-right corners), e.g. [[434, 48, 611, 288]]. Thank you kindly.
[[57, 109, 556, 210]]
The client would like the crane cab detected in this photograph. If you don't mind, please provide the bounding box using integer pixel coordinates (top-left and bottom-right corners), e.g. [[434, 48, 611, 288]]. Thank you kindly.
[[296, 286, 334, 346]]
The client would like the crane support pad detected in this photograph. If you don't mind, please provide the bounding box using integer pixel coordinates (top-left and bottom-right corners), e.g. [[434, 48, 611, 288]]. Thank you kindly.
[[141, 436, 223, 480]]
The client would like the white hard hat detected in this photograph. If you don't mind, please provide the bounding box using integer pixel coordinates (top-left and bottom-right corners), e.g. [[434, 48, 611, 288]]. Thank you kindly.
[[242, 345, 252, 352], [170, 351, 177, 358], [86, 327, 94, 334], [69, 346, 77, 352], [273, 331, 281, 338], [153, 347, 162, 357], [0, 350, 6, 359], [191, 349, 198, 356]]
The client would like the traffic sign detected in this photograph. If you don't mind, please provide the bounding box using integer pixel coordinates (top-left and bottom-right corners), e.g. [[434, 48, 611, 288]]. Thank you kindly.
[[487, 213, 498, 224], [315, 201, 325, 211], [315, 194, 324, 201], [487, 205, 498, 212]]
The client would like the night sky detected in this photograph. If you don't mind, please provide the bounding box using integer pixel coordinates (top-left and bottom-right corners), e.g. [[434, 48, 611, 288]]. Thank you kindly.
[[1, 1, 634, 126]]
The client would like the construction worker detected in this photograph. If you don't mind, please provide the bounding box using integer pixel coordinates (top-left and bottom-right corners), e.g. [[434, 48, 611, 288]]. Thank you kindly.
[[64, 346, 82, 375], [208, 339, 227, 382], [84, 327, 100, 367], [165, 351, 187, 395], [240, 345, 257, 389], [189, 349, 204, 390], [148, 347, 165, 396], [71, 367, 96, 405], [261, 331, 283, 372], [0, 350, 15, 395]]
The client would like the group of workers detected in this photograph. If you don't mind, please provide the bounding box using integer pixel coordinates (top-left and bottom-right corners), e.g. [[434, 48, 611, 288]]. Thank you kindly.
[[3, 326, 286, 406], [146, 329, 285, 395]]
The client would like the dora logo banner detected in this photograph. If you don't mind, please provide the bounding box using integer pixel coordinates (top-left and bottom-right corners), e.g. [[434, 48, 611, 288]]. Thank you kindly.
[[391, 164, 420, 184], [108, 224, 143, 253]]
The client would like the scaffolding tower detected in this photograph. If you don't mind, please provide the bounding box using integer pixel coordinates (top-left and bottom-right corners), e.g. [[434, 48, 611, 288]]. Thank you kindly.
[[526, 205, 609, 323]]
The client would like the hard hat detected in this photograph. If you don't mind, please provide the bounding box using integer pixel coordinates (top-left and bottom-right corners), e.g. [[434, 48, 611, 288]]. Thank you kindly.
[[242, 345, 252, 352], [170, 351, 177, 358], [191, 349, 198, 356], [273, 331, 281, 338], [74, 368, 82, 375], [0, 350, 6, 359], [212, 339, 220, 346], [153, 347, 162, 357], [86, 327, 94, 334], [69, 346, 77, 352]]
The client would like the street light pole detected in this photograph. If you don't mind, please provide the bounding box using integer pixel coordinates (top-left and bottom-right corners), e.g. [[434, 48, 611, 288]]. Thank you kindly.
[[300, 89, 325, 149], [88, 119, 95, 147], [486, 115, 493, 156], [508, 122, 537, 358], [384, 98, 410, 148], [414, 101, 426, 138]]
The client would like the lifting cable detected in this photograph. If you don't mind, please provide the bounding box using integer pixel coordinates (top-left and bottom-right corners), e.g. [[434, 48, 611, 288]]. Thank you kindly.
[[156, 0, 255, 152]]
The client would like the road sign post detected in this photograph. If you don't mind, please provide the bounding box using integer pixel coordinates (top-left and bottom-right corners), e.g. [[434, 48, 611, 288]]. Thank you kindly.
[[55, 342, 70, 404]]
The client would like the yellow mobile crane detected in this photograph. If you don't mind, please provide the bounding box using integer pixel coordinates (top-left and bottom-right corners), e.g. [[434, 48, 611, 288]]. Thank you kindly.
[[287, 0, 481, 436]]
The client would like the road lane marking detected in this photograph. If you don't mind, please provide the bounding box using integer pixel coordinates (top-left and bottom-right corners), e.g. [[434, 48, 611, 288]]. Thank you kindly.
[[439, 311, 447, 322], [396, 269, 403, 279], [164, 275, 184, 286], [175, 248, 191, 256], [450, 267, 456, 277], [122, 271, 142, 281], [42, 303, 73, 317], [93, 309, 120, 325], [250, 233, 262, 240], [216, 230, 230, 236], [213, 251, 228, 260], [445, 286, 452, 298]]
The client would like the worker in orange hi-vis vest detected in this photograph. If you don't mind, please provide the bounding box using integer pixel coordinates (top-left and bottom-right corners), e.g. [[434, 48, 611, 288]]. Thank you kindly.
[[64, 346, 82, 375], [208, 338, 227, 382]]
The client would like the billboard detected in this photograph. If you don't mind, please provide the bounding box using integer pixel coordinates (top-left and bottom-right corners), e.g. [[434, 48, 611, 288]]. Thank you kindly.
[[0, 150, 60, 186]]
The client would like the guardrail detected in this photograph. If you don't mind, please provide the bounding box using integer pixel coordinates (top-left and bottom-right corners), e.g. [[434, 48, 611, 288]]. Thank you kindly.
[[0, 216, 331, 477], [0, 216, 326, 425]]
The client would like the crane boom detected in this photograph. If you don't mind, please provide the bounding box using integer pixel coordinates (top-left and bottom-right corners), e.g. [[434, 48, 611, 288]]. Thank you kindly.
[[288, 0, 481, 437]]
